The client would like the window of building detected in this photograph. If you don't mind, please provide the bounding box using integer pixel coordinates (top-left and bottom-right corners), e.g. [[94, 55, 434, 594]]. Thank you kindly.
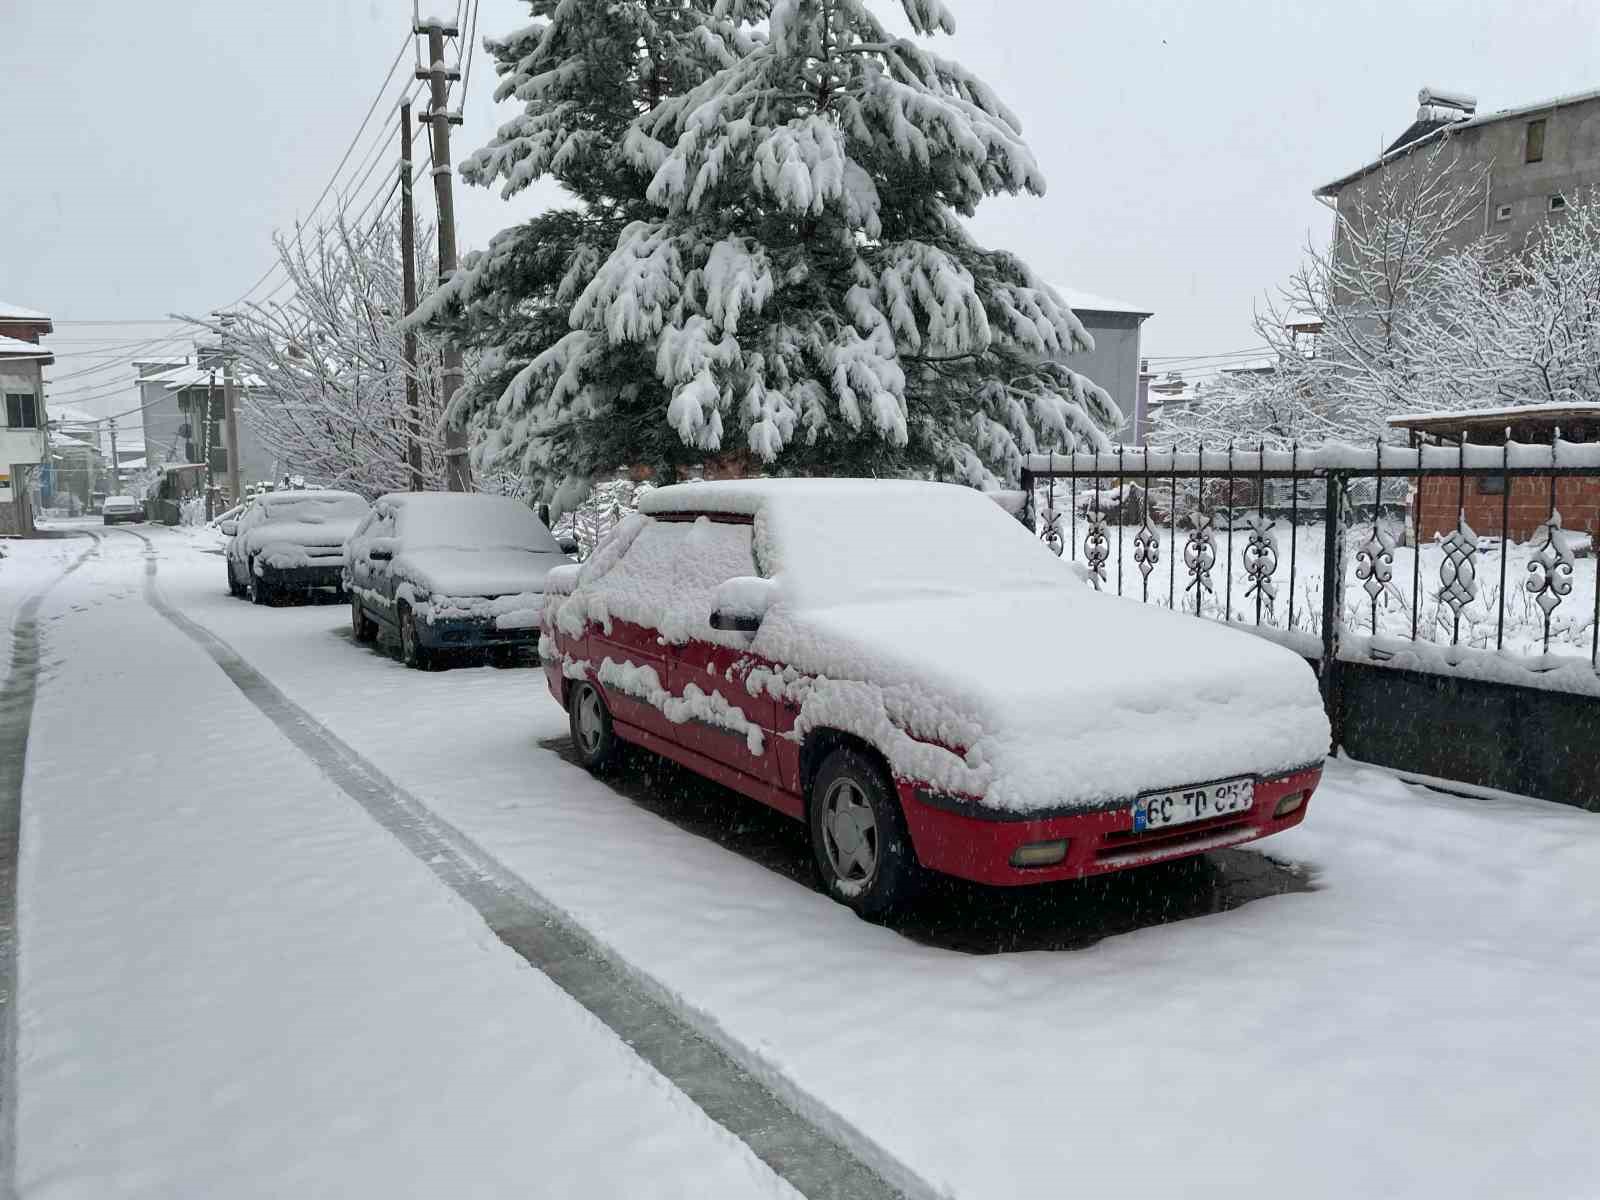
[[1495, 203, 1513, 222], [1549, 193, 1567, 213], [1525, 118, 1546, 163], [4, 392, 38, 429]]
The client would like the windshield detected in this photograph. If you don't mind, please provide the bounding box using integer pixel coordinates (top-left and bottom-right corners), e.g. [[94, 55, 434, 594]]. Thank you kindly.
[[396, 494, 561, 552], [761, 483, 1077, 610], [259, 492, 369, 525]]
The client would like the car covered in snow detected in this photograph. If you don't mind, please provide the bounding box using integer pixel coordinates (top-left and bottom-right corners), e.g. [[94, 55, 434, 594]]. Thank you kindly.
[[541, 480, 1329, 917], [222, 489, 370, 605], [345, 492, 572, 669], [101, 495, 144, 525]]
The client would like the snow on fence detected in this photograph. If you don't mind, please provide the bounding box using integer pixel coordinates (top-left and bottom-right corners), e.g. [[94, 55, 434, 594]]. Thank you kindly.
[[1022, 435, 1600, 808]]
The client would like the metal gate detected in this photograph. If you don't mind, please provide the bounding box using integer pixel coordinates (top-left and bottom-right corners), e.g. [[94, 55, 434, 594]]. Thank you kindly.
[[1019, 438, 1600, 810]]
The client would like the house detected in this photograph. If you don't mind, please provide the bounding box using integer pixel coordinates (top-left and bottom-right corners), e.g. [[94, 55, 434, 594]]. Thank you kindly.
[[135, 356, 278, 494], [1315, 85, 1600, 260], [42, 404, 109, 513], [0, 301, 54, 535], [1390, 404, 1600, 543], [1053, 286, 1155, 444]]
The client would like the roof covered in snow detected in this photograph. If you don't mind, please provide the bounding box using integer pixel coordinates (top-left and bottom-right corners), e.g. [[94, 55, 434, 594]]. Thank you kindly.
[[639, 477, 968, 518], [1316, 86, 1600, 198], [0, 333, 53, 361], [140, 362, 262, 390], [1049, 285, 1154, 318], [0, 301, 51, 324], [1390, 402, 1600, 434]]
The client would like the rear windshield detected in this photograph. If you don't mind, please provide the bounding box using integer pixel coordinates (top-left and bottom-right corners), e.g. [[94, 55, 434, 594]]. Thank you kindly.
[[396, 495, 561, 552], [259, 493, 369, 524]]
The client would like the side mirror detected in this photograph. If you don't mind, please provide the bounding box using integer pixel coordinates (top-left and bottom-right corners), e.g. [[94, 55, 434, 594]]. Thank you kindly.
[[219, 520, 238, 536], [709, 576, 775, 635], [368, 544, 393, 562]]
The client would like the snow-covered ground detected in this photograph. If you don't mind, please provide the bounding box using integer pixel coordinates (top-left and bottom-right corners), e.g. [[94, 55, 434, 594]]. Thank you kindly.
[[91, 524, 1600, 1200], [9, 530, 797, 1199]]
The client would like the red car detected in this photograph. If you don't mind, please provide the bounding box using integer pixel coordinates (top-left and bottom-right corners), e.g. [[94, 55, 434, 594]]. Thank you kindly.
[[541, 480, 1328, 917]]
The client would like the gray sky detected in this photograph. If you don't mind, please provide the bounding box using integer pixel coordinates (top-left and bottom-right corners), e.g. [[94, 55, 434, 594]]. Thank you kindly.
[[5, 0, 1598, 421]]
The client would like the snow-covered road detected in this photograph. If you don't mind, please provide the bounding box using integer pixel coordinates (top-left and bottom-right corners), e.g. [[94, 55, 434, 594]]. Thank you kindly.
[[8, 529, 801, 1199], [8, 523, 1600, 1198]]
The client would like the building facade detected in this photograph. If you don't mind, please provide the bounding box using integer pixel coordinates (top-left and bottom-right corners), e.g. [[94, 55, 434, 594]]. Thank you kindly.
[[136, 359, 280, 493], [0, 302, 54, 535], [1054, 287, 1155, 444], [1316, 86, 1600, 262]]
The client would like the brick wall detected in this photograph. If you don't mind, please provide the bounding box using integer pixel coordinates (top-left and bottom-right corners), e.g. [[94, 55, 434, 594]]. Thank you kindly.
[[1417, 474, 1600, 542]]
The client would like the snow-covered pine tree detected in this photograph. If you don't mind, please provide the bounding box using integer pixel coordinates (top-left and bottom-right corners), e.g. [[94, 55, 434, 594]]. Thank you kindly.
[[418, 1, 743, 513], [435, 0, 1119, 512]]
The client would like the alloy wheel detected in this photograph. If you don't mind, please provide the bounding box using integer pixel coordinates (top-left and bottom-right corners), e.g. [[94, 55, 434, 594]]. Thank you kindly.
[[821, 777, 879, 884], [575, 687, 605, 755]]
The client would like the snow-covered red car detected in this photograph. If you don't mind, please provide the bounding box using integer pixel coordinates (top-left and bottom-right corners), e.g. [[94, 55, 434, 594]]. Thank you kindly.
[[345, 492, 572, 669], [223, 489, 370, 605], [541, 480, 1329, 918]]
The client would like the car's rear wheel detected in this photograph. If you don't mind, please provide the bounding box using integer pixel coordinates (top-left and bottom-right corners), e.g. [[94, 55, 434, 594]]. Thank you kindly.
[[568, 681, 619, 772], [809, 748, 922, 919], [351, 597, 376, 643], [398, 605, 433, 670]]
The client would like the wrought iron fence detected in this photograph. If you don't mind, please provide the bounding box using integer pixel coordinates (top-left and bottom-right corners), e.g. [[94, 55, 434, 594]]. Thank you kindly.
[[1021, 434, 1600, 806]]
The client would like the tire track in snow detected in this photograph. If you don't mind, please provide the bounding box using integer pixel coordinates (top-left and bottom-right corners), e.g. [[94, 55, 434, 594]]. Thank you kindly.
[[0, 531, 101, 1199], [124, 528, 911, 1200]]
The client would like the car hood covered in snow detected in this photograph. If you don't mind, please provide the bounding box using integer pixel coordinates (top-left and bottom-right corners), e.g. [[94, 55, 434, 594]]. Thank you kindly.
[[396, 548, 567, 599], [754, 588, 1329, 813]]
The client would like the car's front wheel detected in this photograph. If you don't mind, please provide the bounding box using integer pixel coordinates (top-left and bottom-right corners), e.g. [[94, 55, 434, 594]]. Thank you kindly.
[[568, 681, 619, 772], [351, 597, 376, 643], [809, 747, 923, 919], [227, 561, 245, 598], [398, 605, 433, 670]]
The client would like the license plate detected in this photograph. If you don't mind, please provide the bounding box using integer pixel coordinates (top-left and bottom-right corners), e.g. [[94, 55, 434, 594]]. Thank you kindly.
[[1132, 777, 1254, 831]]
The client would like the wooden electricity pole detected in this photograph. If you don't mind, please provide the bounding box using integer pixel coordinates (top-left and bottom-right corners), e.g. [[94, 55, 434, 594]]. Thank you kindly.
[[399, 97, 423, 491], [418, 17, 471, 492], [107, 418, 120, 495], [223, 347, 241, 503]]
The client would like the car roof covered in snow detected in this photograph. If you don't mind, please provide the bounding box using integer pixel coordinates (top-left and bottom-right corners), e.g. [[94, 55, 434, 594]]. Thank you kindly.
[[640, 478, 968, 517], [378, 491, 561, 552], [640, 479, 1074, 608]]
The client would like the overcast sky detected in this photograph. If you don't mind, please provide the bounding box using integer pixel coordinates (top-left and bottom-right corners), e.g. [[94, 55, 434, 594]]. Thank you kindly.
[[5, 0, 1598, 420]]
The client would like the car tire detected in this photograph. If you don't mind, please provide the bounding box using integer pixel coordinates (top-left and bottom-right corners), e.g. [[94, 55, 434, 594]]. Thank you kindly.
[[398, 605, 434, 670], [351, 597, 376, 643], [809, 747, 923, 919], [248, 564, 273, 606], [227, 562, 244, 598], [568, 681, 619, 772]]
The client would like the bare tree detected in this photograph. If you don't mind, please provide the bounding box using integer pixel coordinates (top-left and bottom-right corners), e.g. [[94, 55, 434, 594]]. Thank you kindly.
[[188, 211, 450, 497], [1159, 142, 1490, 447]]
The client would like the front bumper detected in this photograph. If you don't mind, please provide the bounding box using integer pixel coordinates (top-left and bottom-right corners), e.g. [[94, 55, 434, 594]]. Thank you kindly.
[[899, 765, 1322, 886], [259, 562, 345, 590], [417, 615, 540, 652]]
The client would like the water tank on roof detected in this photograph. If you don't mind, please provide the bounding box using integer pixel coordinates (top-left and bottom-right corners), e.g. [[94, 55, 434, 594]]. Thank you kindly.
[[1417, 86, 1477, 115]]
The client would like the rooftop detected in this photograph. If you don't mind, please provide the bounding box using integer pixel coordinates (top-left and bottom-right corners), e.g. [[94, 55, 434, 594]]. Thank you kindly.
[[0, 334, 54, 362], [1390, 402, 1600, 436], [1050, 285, 1154, 318], [1316, 86, 1600, 198], [0, 301, 52, 325]]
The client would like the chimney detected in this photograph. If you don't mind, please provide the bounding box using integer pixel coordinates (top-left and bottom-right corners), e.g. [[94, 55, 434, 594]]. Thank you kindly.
[[1416, 86, 1477, 124]]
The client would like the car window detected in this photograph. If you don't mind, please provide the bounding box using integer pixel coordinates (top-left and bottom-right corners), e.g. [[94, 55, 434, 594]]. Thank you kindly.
[[589, 516, 756, 645]]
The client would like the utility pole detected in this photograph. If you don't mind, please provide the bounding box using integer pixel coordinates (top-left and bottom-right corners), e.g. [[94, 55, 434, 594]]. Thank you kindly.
[[107, 418, 120, 496], [222, 318, 242, 504], [399, 96, 423, 490], [418, 15, 471, 491], [204, 372, 218, 520]]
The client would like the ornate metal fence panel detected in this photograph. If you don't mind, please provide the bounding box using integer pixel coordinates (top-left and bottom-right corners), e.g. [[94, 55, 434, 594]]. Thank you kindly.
[[1020, 436, 1600, 809]]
